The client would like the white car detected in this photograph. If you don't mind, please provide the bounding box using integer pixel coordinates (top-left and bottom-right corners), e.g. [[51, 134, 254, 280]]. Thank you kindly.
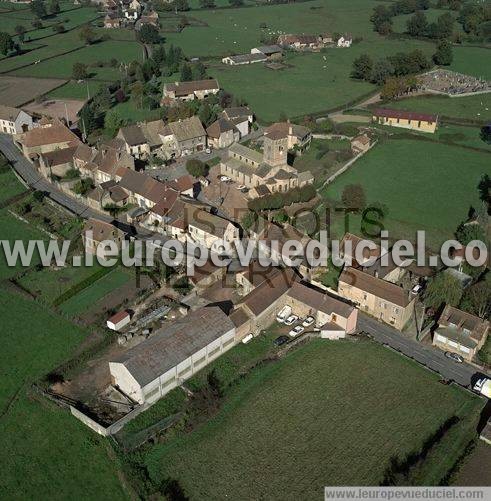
[[236, 184, 246, 190], [288, 325, 304, 338], [241, 333, 253, 344], [411, 284, 423, 294], [205, 148, 211, 154], [284, 314, 298, 326], [302, 316, 315, 327], [219, 175, 231, 182], [276, 305, 292, 323]]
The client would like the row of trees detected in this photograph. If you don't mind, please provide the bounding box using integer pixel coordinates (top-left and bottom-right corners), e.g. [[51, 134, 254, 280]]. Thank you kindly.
[[352, 49, 431, 85], [247, 184, 316, 212], [406, 11, 455, 39], [370, 1, 431, 35]]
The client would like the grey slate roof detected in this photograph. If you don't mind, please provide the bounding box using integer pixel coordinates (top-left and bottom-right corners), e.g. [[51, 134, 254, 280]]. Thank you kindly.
[[112, 307, 235, 386], [119, 125, 147, 146]]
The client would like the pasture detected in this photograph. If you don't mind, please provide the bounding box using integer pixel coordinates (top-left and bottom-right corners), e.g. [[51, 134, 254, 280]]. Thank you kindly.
[[321, 138, 491, 248], [144, 339, 482, 498], [0, 75, 66, 107], [449, 46, 491, 81]]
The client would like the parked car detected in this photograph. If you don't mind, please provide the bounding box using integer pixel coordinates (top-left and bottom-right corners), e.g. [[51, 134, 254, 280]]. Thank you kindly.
[[284, 314, 299, 326], [236, 184, 246, 190], [218, 175, 231, 182], [302, 316, 315, 327], [288, 325, 304, 338], [411, 284, 423, 294], [444, 351, 464, 363], [241, 333, 253, 344], [276, 305, 292, 323], [273, 335, 289, 347], [205, 147, 211, 154]]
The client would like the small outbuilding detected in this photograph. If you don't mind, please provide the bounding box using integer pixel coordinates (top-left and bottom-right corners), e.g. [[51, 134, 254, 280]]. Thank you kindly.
[[107, 310, 131, 331]]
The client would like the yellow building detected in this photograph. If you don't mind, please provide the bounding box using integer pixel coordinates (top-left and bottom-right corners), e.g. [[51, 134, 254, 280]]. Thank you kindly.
[[373, 108, 438, 133]]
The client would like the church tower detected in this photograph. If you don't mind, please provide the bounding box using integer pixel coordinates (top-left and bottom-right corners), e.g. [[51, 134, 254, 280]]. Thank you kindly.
[[263, 132, 289, 167]]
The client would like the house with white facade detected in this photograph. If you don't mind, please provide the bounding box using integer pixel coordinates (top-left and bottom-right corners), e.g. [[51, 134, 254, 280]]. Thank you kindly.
[[0, 105, 33, 135]]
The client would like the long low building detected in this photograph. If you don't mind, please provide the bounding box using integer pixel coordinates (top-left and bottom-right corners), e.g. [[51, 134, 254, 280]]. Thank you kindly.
[[109, 307, 236, 404], [372, 108, 438, 133]]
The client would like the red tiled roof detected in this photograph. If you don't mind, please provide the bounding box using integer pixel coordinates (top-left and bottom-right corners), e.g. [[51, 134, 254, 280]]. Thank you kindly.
[[373, 108, 437, 123]]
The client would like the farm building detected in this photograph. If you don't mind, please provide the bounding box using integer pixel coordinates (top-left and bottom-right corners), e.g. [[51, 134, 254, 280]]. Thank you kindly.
[[109, 306, 236, 404], [107, 310, 131, 331], [251, 45, 283, 59], [222, 53, 267, 66], [372, 109, 438, 133], [0, 105, 33, 135]]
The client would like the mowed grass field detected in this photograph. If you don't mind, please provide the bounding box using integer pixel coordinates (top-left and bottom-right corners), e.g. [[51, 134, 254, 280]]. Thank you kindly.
[[386, 93, 491, 122], [321, 138, 491, 248], [144, 340, 483, 498], [0, 171, 128, 498], [449, 46, 491, 81]]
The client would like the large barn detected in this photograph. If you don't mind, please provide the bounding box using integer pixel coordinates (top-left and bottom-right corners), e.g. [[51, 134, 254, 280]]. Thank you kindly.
[[109, 307, 236, 405]]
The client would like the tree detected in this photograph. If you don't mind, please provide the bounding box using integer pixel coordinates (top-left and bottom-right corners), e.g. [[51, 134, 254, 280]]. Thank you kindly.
[[186, 158, 207, 177], [152, 44, 166, 66], [424, 272, 463, 309], [49, 0, 60, 14], [428, 13, 454, 38], [79, 104, 99, 136], [138, 24, 160, 44], [455, 221, 486, 246], [199, 0, 215, 8], [460, 280, 491, 318], [370, 59, 394, 84], [0, 32, 14, 56], [480, 125, 491, 145], [207, 368, 223, 398], [229, 0, 243, 5], [174, 0, 190, 10], [79, 25, 96, 45], [32, 20, 43, 29], [241, 211, 257, 231], [104, 109, 125, 137], [130, 81, 145, 108], [14, 25, 26, 43], [30, 0, 47, 19], [341, 184, 366, 209], [371, 5, 392, 33], [192, 62, 206, 80], [351, 54, 373, 80], [377, 21, 393, 36], [72, 178, 94, 196], [72, 62, 88, 80], [433, 39, 453, 65], [406, 11, 428, 37], [180, 63, 192, 81]]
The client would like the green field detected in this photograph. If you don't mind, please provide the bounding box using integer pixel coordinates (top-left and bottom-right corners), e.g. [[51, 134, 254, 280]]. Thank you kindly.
[[144, 340, 482, 498], [321, 138, 491, 247], [386, 93, 491, 122], [449, 46, 491, 81], [59, 267, 131, 316]]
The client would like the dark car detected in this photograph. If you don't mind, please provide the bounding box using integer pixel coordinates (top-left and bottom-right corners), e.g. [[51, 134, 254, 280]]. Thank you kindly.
[[273, 335, 289, 347], [444, 351, 464, 363]]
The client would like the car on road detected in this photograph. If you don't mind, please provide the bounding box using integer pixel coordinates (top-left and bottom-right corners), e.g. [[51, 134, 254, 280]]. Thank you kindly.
[[288, 325, 304, 338], [241, 333, 253, 344], [218, 175, 231, 182], [273, 335, 289, 347], [302, 316, 315, 327], [444, 351, 464, 363], [284, 314, 299, 326]]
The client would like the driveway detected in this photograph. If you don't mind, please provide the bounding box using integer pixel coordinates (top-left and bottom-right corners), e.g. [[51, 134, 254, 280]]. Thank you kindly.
[[357, 313, 481, 387]]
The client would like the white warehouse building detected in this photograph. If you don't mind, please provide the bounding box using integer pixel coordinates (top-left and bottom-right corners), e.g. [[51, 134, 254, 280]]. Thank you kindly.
[[109, 307, 236, 405]]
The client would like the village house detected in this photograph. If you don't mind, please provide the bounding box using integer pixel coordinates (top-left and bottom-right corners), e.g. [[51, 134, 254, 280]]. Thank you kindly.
[[162, 79, 220, 104], [339, 232, 386, 268], [206, 117, 240, 149], [338, 267, 416, 330], [104, 13, 121, 28], [264, 121, 312, 152], [109, 306, 236, 404], [147, 197, 187, 239], [73, 143, 97, 174], [337, 34, 353, 47], [284, 282, 358, 339], [433, 305, 489, 361], [0, 105, 33, 134], [38, 145, 79, 178], [91, 142, 135, 184], [14, 119, 80, 158], [117, 124, 149, 159], [220, 127, 314, 197], [221, 106, 254, 137], [160, 116, 207, 158], [86, 179, 130, 211], [350, 133, 371, 154], [135, 10, 159, 30], [82, 218, 125, 256], [372, 108, 438, 133], [277, 34, 332, 51], [235, 262, 281, 296], [187, 208, 239, 250]]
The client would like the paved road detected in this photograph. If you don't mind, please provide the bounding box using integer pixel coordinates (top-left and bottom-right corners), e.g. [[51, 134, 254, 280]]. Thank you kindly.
[[358, 313, 481, 387], [0, 134, 112, 222]]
